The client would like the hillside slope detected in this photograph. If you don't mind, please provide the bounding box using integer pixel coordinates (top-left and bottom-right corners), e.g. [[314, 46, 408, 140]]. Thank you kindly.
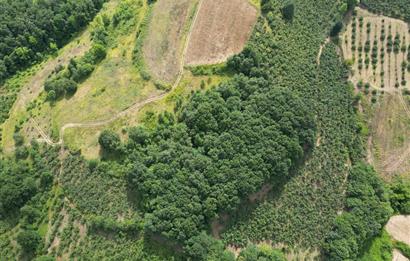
[[0, 0, 406, 260]]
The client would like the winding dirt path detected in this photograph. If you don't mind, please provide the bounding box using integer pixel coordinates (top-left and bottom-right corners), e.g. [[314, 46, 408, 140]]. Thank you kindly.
[[34, 0, 204, 147], [317, 38, 330, 65]]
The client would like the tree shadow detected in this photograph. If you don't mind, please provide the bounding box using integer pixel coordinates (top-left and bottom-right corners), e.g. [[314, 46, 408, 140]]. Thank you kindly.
[[208, 146, 315, 243], [142, 232, 185, 260]]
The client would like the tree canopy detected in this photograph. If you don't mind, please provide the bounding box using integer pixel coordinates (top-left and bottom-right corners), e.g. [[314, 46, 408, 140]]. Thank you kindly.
[[0, 0, 106, 83], [127, 76, 316, 245], [324, 163, 393, 261]]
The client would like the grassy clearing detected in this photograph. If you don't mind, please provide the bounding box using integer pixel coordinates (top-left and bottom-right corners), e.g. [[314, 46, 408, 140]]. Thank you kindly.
[[142, 0, 199, 83], [0, 32, 92, 151], [368, 93, 410, 178], [0, 1, 123, 151], [63, 70, 230, 159], [358, 230, 393, 261], [22, 0, 158, 141]]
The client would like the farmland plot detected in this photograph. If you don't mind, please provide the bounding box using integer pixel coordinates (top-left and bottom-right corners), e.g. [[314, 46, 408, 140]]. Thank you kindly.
[[142, 0, 198, 83], [342, 8, 410, 178], [342, 8, 410, 91], [185, 0, 258, 66]]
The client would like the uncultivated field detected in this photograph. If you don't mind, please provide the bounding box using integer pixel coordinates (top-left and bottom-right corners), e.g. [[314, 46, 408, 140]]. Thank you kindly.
[[185, 0, 258, 66], [20, 0, 161, 145], [142, 0, 198, 83], [368, 93, 410, 178]]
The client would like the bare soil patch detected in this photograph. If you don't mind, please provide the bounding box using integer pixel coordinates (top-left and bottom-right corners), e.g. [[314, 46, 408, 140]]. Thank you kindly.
[[393, 249, 410, 261], [185, 0, 258, 66], [386, 215, 410, 245], [143, 0, 198, 83]]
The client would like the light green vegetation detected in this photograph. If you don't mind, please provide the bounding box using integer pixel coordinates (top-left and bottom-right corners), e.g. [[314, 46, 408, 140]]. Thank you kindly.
[[394, 241, 410, 259], [63, 69, 230, 159], [0, 0, 111, 151], [0, 31, 92, 151], [248, 0, 261, 9], [358, 230, 393, 261], [142, 0, 199, 84], [367, 93, 410, 178], [26, 0, 155, 139]]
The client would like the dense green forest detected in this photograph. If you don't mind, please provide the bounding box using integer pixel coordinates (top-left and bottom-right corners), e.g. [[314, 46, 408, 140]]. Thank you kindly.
[[0, 144, 60, 260], [221, 0, 362, 249], [324, 163, 393, 260], [0, 0, 409, 260], [0, 0, 106, 83]]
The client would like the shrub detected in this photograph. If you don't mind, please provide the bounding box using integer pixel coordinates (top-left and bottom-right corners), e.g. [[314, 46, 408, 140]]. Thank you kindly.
[[128, 126, 150, 145], [89, 44, 107, 63], [98, 130, 121, 153], [184, 232, 234, 261], [17, 229, 41, 253], [238, 244, 286, 261], [281, 3, 295, 21], [394, 241, 410, 259], [389, 178, 410, 214], [330, 21, 343, 37], [15, 146, 29, 160], [13, 133, 25, 146]]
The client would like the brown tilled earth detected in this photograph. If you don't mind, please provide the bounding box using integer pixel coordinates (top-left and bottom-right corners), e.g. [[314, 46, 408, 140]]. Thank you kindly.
[[185, 0, 258, 66], [142, 0, 197, 83]]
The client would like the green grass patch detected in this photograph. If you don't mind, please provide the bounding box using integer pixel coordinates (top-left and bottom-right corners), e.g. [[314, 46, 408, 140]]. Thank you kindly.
[[38, 223, 48, 238], [394, 241, 410, 259], [248, 0, 261, 9], [358, 230, 393, 261], [187, 62, 235, 77]]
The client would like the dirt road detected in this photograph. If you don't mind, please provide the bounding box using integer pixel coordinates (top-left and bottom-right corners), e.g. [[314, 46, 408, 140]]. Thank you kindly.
[[33, 0, 204, 147]]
